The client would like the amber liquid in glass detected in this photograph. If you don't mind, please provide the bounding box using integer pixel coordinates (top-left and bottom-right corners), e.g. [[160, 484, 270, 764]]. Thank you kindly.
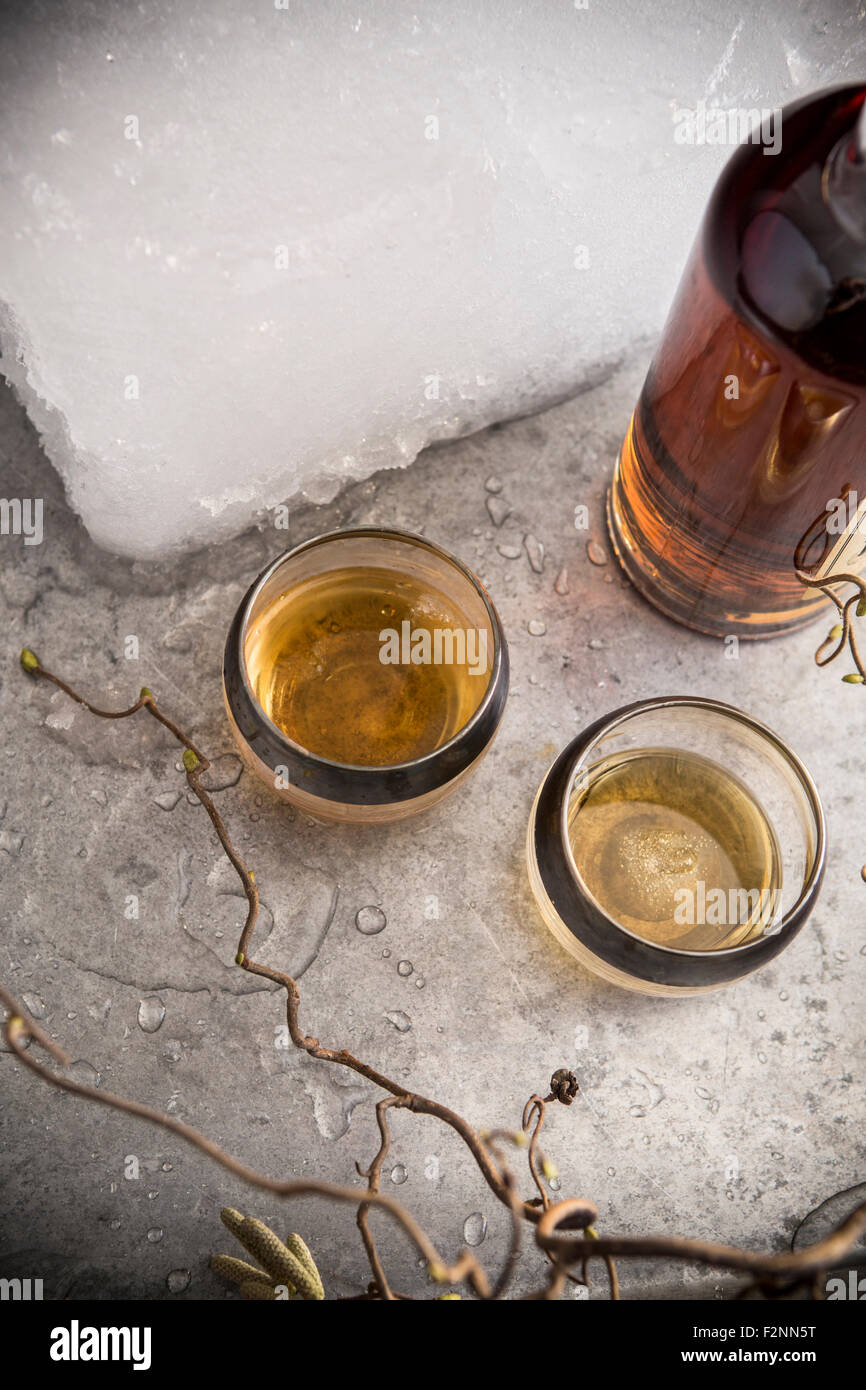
[[609, 86, 866, 637], [568, 748, 782, 950], [244, 566, 491, 766]]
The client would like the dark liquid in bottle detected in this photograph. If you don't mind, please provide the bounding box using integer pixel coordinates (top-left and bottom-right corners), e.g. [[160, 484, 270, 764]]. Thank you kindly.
[[609, 86, 866, 637]]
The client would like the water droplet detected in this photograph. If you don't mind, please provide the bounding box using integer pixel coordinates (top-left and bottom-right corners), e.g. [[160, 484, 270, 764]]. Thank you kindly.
[[548, 1175, 562, 1192], [607, 1166, 616, 1177], [497, 543, 522, 560], [355, 905, 387, 935], [109, 1218, 122, 1230], [586, 539, 608, 566], [779, 990, 789, 1001], [68, 1060, 100, 1088], [523, 533, 545, 574], [397, 959, 413, 977], [202, 753, 243, 793], [166, 1269, 190, 1294], [21, 992, 47, 1019], [390, 1163, 408, 1185], [463, 1212, 487, 1246], [554, 567, 569, 595], [147, 1227, 164, 1243], [484, 475, 503, 494], [486, 495, 511, 527], [138, 997, 166, 1033], [153, 791, 182, 812], [161, 1162, 173, 1172], [414, 977, 426, 989], [381, 948, 391, 958], [587, 637, 604, 650], [384, 1010, 412, 1033], [0, 829, 24, 857], [527, 618, 547, 636]]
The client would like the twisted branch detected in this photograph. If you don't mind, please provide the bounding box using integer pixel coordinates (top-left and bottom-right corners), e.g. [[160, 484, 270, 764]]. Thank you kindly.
[[4, 650, 864, 1299]]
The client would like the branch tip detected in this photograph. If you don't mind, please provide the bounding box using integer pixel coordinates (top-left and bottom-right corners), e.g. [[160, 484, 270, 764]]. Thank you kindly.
[[549, 1068, 579, 1105], [182, 748, 200, 771], [20, 648, 39, 674]]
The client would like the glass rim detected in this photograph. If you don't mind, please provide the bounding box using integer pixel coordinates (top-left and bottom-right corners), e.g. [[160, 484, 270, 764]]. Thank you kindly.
[[235, 525, 507, 775], [557, 695, 827, 961]]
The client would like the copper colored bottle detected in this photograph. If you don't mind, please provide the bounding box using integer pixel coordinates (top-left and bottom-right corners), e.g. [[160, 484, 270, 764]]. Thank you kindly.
[[608, 85, 866, 638]]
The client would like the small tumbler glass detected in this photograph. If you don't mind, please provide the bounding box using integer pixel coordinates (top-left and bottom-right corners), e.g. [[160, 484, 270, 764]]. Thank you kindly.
[[223, 527, 509, 822], [526, 696, 826, 996]]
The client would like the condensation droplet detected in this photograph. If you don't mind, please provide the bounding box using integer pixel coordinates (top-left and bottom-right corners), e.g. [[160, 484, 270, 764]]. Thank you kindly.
[[527, 618, 547, 636], [21, 992, 47, 1019], [384, 1010, 412, 1033], [486, 495, 511, 527], [68, 1059, 101, 1088], [414, 977, 426, 989], [138, 997, 166, 1033], [355, 905, 387, 936], [147, 1227, 164, 1243], [390, 1163, 408, 1185], [463, 1211, 487, 1246], [523, 533, 545, 574], [586, 539, 608, 566], [397, 959, 413, 977], [166, 1269, 191, 1294]]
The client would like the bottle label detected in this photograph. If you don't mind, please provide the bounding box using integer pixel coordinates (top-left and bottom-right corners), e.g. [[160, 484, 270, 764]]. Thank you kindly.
[[813, 496, 866, 582]]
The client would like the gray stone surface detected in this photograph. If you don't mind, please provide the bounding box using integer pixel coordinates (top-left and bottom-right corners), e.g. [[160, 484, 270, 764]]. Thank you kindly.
[[0, 356, 863, 1301]]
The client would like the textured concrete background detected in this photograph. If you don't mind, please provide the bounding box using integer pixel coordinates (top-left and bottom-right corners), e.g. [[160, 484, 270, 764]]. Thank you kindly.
[[0, 353, 864, 1301]]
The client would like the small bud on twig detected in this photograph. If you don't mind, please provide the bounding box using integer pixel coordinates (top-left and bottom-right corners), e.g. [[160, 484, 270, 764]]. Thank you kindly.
[[550, 1068, 579, 1105], [182, 748, 199, 771], [842, 673, 865, 684], [20, 648, 39, 674]]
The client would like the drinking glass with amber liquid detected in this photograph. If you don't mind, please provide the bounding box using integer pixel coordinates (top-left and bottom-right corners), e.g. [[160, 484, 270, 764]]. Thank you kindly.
[[527, 698, 825, 996], [608, 84, 866, 637]]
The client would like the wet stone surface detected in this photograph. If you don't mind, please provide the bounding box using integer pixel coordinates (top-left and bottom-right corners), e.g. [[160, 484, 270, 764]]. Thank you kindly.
[[0, 359, 863, 1300]]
